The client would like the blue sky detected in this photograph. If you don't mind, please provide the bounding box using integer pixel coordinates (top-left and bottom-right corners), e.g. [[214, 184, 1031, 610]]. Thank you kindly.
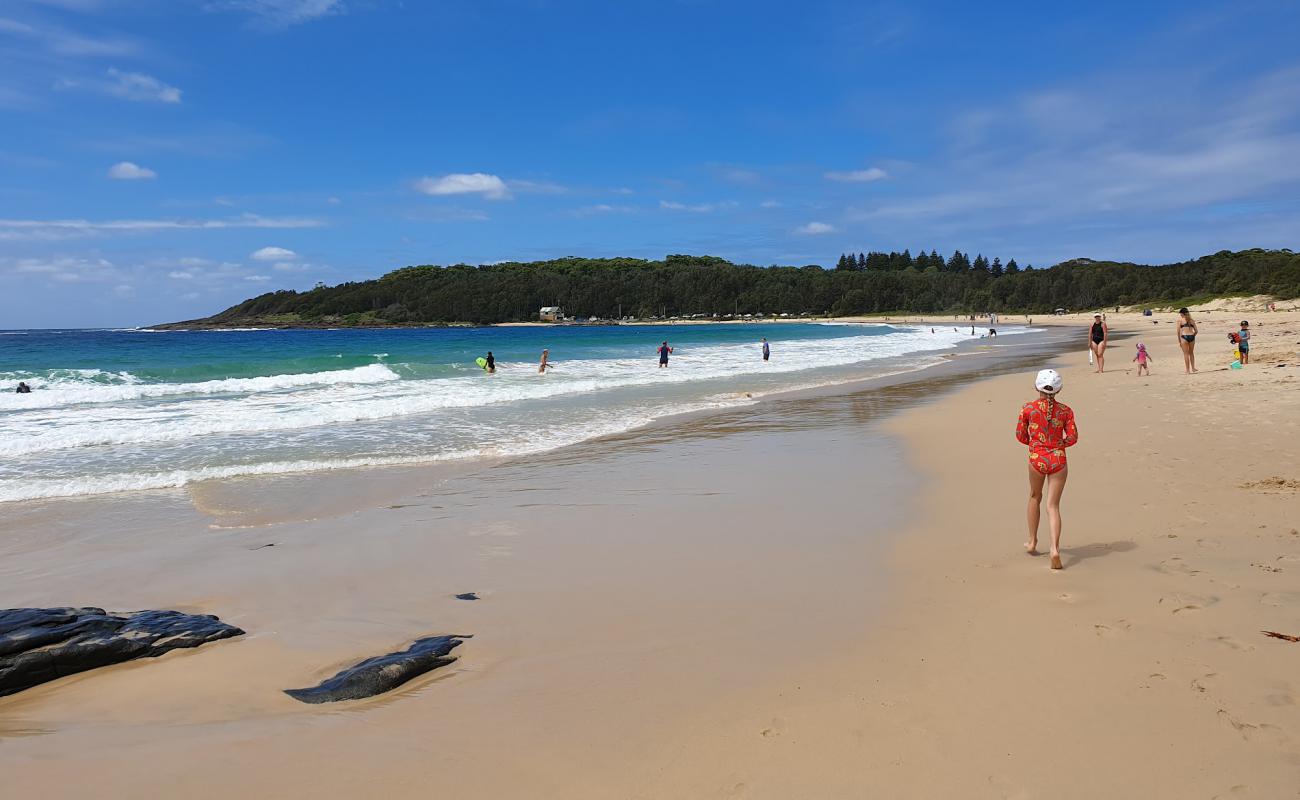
[[2, 0, 1298, 327]]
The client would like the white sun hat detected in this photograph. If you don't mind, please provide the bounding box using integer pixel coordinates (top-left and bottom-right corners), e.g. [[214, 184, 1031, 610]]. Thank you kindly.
[[1035, 368, 1063, 395]]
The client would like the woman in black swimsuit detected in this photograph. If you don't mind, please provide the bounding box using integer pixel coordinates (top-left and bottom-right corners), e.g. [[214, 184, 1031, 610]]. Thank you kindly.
[[1177, 307, 1198, 374], [1088, 314, 1108, 373]]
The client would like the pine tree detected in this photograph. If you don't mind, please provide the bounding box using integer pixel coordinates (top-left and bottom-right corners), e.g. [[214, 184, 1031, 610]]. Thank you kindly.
[[1006, 258, 1020, 274], [991, 257, 1004, 277], [899, 248, 913, 270], [973, 254, 989, 272], [857, 252, 867, 270]]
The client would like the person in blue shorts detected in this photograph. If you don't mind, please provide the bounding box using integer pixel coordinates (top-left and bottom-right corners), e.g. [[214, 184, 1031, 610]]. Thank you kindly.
[[658, 341, 672, 368]]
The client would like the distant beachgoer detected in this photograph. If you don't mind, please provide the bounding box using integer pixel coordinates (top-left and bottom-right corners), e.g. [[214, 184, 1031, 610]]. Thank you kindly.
[[1238, 321, 1250, 365], [970, 325, 975, 336], [485, 351, 496, 373], [658, 341, 673, 367], [15, 381, 32, 394], [1177, 308, 1198, 374], [1088, 314, 1109, 373], [1133, 343, 1152, 376], [988, 327, 998, 337], [1015, 369, 1077, 570], [538, 349, 551, 373], [761, 337, 770, 361]]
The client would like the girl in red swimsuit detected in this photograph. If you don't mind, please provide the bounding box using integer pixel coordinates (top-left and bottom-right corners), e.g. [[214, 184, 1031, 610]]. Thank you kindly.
[[1015, 369, 1078, 569]]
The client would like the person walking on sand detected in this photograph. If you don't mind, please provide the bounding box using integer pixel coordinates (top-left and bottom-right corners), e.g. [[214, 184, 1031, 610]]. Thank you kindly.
[[761, 337, 770, 361], [1133, 342, 1153, 376], [1088, 313, 1108, 373], [1177, 307, 1198, 374], [538, 349, 551, 373], [1015, 369, 1078, 570], [658, 341, 672, 368]]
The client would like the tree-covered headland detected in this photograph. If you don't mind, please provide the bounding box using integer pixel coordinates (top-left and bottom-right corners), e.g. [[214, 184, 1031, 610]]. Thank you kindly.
[[182, 248, 1299, 327]]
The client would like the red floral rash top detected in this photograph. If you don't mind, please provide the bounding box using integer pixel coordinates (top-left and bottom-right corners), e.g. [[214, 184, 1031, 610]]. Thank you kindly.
[[1015, 398, 1079, 474]]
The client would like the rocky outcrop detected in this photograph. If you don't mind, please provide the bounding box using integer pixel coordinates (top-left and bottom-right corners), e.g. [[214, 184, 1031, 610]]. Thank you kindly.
[[284, 634, 468, 704], [0, 607, 244, 697]]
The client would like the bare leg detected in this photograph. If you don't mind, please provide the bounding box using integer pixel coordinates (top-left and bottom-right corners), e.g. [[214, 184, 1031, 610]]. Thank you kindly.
[[1026, 463, 1045, 554], [1046, 464, 1068, 568], [1097, 342, 1106, 373], [1181, 342, 1191, 374], [1189, 342, 1197, 373]]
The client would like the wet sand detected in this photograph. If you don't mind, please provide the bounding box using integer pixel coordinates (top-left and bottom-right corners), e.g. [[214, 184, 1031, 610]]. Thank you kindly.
[[3, 316, 1298, 797]]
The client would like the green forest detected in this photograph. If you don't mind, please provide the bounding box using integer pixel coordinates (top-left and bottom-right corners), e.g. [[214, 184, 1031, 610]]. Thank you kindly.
[[185, 248, 1300, 327]]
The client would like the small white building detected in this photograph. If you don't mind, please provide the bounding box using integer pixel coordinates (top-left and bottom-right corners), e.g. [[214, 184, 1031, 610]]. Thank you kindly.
[[539, 306, 565, 322]]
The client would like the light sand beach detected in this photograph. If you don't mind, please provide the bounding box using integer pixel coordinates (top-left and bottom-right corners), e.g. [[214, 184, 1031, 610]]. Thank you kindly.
[[3, 312, 1298, 798]]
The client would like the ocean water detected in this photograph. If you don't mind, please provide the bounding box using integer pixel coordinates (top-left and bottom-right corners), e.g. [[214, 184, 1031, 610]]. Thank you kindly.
[[0, 323, 1026, 503]]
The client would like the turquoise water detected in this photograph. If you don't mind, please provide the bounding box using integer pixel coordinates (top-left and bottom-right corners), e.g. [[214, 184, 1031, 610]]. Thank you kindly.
[[0, 323, 1018, 502]]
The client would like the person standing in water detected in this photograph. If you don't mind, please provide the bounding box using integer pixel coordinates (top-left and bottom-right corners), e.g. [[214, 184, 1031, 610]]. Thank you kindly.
[[1088, 313, 1108, 373], [1176, 307, 1198, 374], [1015, 369, 1078, 570], [15, 381, 32, 393], [658, 341, 672, 368], [485, 351, 496, 373], [538, 349, 551, 373], [761, 337, 770, 361]]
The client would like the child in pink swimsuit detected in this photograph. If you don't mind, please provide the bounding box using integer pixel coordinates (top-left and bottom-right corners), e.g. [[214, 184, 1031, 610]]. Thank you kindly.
[[1014, 369, 1078, 569], [1133, 342, 1152, 376]]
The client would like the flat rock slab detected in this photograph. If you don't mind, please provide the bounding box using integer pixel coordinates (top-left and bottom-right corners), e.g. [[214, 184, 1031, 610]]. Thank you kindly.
[[0, 607, 245, 698], [284, 634, 469, 704]]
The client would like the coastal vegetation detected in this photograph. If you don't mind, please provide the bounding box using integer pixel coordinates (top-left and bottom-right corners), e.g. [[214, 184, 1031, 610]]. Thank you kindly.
[[185, 248, 1299, 326]]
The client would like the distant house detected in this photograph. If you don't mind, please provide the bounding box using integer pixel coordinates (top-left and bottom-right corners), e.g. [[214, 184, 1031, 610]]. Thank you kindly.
[[539, 306, 565, 322]]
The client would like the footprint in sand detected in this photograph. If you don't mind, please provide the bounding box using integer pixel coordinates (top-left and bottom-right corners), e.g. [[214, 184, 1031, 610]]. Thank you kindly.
[[1251, 562, 1284, 573], [1260, 591, 1300, 607], [1094, 620, 1132, 638], [1151, 557, 1202, 576], [1264, 691, 1297, 708], [1208, 635, 1256, 652], [1217, 709, 1291, 746], [759, 718, 786, 739], [1160, 592, 1220, 613]]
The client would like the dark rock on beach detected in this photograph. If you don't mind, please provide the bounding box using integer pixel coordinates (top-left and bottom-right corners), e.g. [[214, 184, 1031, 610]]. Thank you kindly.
[[284, 634, 469, 704], [0, 607, 245, 698], [454, 592, 479, 601]]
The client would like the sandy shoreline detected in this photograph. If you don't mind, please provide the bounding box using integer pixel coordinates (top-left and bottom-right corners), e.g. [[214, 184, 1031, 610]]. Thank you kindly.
[[3, 312, 1298, 797]]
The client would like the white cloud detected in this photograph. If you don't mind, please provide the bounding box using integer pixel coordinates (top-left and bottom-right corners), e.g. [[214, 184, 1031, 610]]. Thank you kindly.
[[244, 274, 273, 281], [415, 172, 510, 200], [107, 161, 155, 180], [0, 15, 137, 57], [660, 199, 733, 213], [105, 68, 180, 102], [570, 203, 634, 216], [206, 0, 345, 27], [3, 255, 118, 283], [168, 270, 195, 279], [111, 283, 133, 297], [795, 221, 836, 235], [825, 166, 888, 183], [58, 68, 182, 103], [509, 179, 567, 195], [760, 200, 783, 208], [272, 261, 311, 271], [0, 214, 325, 241], [251, 245, 297, 261]]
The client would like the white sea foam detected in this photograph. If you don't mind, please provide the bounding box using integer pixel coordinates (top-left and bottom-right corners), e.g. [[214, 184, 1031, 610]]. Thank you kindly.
[[0, 325, 1034, 502], [0, 397, 742, 503], [1, 364, 401, 409]]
